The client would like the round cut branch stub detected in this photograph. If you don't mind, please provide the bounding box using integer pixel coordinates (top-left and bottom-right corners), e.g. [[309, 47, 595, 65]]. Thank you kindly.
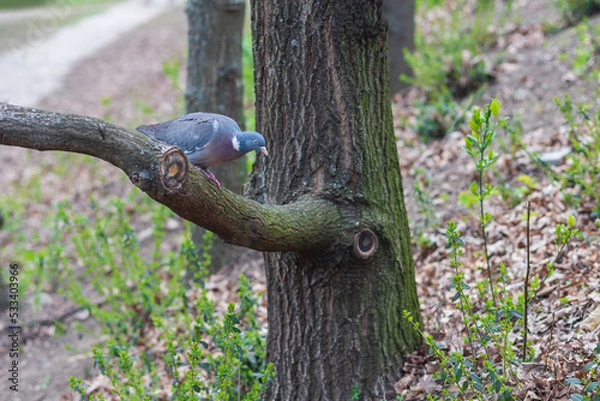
[[160, 147, 188, 190]]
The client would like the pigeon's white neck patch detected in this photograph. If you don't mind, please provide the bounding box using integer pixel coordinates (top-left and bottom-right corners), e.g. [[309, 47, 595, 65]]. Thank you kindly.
[[232, 135, 241, 151]]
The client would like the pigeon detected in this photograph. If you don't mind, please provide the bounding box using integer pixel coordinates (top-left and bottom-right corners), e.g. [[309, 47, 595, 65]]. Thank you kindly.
[[137, 112, 268, 190]]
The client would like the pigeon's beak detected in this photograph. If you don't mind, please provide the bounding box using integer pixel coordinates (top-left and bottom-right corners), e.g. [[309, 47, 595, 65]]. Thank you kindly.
[[260, 147, 268, 156]]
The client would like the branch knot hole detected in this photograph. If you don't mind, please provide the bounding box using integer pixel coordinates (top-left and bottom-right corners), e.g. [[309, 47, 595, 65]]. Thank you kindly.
[[161, 147, 188, 191], [353, 228, 378, 261]]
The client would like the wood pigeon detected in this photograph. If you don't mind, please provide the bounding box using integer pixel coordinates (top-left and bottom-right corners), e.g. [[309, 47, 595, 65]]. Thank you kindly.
[[137, 112, 268, 190]]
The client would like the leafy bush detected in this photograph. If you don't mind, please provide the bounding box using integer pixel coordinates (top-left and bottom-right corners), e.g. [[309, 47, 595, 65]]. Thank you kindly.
[[405, 100, 580, 400], [565, 342, 600, 401], [10, 194, 271, 400], [555, 0, 600, 26], [404, 0, 511, 140], [404, 0, 497, 100], [569, 20, 600, 79], [411, 91, 466, 139], [553, 94, 600, 216]]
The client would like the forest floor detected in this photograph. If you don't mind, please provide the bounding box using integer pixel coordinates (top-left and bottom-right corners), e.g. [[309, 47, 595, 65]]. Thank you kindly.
[[0, 4, 189, 400], [0, 0, 599, 400], [395, 4, 600, 399]]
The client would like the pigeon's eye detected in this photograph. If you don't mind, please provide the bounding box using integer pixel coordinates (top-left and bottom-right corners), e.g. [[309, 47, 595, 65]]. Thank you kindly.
[[253, 140, 258, 144]]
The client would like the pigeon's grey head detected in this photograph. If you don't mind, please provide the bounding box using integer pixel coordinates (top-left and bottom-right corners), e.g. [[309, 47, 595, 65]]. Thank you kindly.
[[234, 131, 268, 156]]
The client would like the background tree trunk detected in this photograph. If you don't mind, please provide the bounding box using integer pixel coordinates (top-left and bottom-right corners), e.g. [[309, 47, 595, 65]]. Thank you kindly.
[[249, 1, 422, 399], [185, 0, 254, 272], [384, 0, 415, 95]]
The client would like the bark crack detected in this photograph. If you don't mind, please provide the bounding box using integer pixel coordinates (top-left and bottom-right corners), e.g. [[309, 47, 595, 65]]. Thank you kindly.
[[324, 14, 352, 176]]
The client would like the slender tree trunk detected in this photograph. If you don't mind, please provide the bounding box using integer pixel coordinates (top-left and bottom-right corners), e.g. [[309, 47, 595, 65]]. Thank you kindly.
[[249, 1, 422, 399], [384, 0, 415, 94], [186, 0, 252, 271]]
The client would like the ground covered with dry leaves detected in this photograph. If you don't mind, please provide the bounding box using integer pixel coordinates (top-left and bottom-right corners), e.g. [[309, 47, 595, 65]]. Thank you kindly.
[[393, 1, 600, 398]]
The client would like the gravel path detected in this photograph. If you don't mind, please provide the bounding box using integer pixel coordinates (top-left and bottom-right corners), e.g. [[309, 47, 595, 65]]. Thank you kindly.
[[0, 0, 182, 107]]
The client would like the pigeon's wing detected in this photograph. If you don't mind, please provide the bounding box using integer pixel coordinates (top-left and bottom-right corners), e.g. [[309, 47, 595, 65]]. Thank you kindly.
[[137, 113, 241, 153]]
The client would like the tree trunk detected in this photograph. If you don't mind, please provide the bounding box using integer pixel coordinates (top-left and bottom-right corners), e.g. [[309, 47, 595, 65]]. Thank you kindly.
[[384, 0, 415, 95], [249, 1, 422, 399], [186, 0, 252, 271]]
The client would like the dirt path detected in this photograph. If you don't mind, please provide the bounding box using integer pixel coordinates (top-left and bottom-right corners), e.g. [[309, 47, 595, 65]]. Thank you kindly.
[[0, 0, 182, 107]]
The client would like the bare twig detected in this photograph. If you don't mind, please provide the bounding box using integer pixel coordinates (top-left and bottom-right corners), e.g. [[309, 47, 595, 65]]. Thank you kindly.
[[523, 201, 531, 361]]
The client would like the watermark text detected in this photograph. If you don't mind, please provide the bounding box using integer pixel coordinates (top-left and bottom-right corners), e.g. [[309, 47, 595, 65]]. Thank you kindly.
[[7, 263, 20, 392]]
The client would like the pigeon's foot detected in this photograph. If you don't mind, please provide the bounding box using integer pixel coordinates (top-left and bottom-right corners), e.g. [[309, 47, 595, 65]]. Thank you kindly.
[[195, 165, 222, 190]]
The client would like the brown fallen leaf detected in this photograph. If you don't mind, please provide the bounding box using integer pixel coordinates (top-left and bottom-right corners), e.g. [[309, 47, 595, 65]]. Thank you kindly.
[[580, 304, 600, 332], [394, 371, 415, 393]]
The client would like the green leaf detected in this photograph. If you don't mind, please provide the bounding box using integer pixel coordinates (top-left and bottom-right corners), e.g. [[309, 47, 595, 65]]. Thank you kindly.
[[498, 389, 514, 401], [566, 377, 583, 385], [509, 309, 523, 319], [583, 361, 597, 372], [491, 98, 500, 117], [568, 215, 576, 228], [470, 181, 479, 196], [458, 190, 478, 207], [570, 394, 584, 401], [585, 381, 599, 392], [472, 108, 481, 124], [455, 366, 462, 382]]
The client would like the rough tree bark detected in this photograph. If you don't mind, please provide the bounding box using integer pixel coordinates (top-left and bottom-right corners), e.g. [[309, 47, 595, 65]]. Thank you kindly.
[[385, 0, 415, 95], [249, 1, 421, 399], [186, 0, 251, 271]]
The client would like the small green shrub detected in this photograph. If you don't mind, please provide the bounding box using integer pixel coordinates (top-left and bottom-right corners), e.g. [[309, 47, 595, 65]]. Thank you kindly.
[[569, 20, 600, 79], [404, 0, 497, 100], [405, 99, 579, 400], [464, 98, 502, 305], [565, 342, 600, 401], [555, 0, 600, 26], [405, 1, 513, 140], [413, 168, 435, 222], [63, 200, 272, 399], [11, 195, 271, 400], [554, 94, 600, 216], [411, 91, 465, 139]]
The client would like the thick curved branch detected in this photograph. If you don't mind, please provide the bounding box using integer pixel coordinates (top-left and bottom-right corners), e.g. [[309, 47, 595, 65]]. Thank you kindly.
[[0, 103, 341, 252]]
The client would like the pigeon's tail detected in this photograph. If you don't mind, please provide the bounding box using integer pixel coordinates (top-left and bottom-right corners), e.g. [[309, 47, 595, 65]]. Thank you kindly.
[[136, 123, 161, 139]]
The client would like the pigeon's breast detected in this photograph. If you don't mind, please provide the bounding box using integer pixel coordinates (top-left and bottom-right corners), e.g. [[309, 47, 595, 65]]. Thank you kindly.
[[186, 133, 243, 167]]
